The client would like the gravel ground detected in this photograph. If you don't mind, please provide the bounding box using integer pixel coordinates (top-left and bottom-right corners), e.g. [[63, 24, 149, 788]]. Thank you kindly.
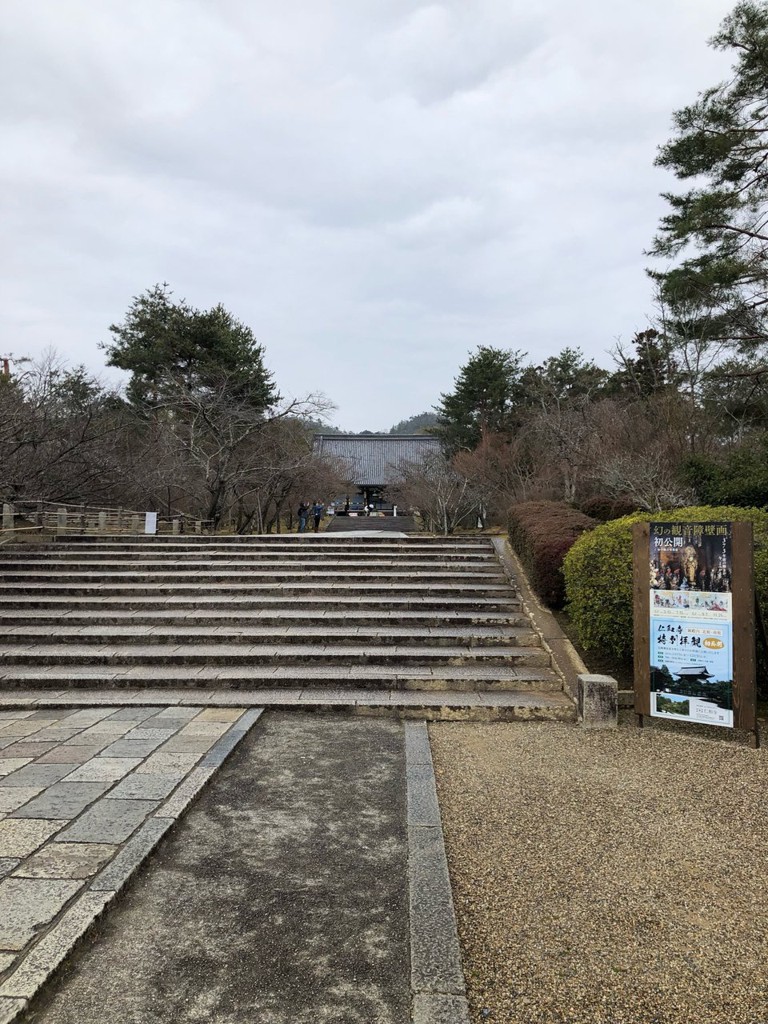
[[429, 721, 768, 1024]]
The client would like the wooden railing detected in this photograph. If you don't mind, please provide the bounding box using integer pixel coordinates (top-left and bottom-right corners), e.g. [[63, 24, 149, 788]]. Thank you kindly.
[[1, 500, 213, 539]]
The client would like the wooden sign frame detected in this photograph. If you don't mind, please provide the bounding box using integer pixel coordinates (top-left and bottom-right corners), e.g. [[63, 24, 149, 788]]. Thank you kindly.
[[633, 521, 757, 742]]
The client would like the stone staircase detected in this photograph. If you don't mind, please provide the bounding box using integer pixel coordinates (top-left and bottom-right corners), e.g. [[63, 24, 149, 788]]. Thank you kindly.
[[0, 535, 575, 720], [325, 515, 419, 532]]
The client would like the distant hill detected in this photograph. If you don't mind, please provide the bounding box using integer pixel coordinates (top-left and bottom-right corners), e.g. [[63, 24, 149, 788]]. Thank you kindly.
[[388, 411, 438, 435], [301, 418, 344, 434]]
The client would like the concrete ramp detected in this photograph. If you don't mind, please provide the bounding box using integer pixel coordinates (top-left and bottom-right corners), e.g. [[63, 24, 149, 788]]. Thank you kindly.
[[18, 714, 412, 1024]]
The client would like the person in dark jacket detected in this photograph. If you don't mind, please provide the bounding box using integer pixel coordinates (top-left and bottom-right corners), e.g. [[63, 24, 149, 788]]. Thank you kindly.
[[297, 501, 309, 533], [311, 500, 324, 533]]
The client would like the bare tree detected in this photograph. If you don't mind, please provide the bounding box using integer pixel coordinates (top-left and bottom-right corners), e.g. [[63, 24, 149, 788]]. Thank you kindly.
[[0, 351, 128, 505], [391, 452, 480, 534]]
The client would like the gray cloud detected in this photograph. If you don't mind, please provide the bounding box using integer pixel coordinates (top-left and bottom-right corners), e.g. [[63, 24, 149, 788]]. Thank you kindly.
[[1, 0, 735, 428]]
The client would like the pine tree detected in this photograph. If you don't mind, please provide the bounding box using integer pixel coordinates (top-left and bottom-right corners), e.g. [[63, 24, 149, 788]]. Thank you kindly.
[[434, 346, 526, 453], [105, 284, 278, 412], [651, 2, 768, 354]]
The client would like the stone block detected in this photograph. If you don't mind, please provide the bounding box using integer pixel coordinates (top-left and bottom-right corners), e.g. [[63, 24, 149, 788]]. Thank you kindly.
[[62, 758, 142, 784], [134, 752, 201, 775], [0, 998, 26, 1024], [0, 742, 57, 759], [404, 721, 432, 765], [0, 860, 20, 880], [0, 820, 66, 858], [0, 764, 74, 789], [412, 993, 471, 1024], [0, 889, 112, 999], [108, 773, 185, 801], [155, 766, 216, 819], [11, 782, 111, 820], [98, 738, 166, 758], [578, 674, 618, 729], [0, 878, 81, 950], [90, 817, 173, 893], [36, 746, 102, 765], [407, 763, 442, 828], [409, 825, 466, 997], [57, 799, 157, 844], [0, 790, 43, 815], [14, 843, 117, 880]]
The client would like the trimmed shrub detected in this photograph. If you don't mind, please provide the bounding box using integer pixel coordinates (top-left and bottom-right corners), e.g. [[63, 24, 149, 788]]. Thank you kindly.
[[579, 495, 637, 522], [563, 505, 768, 660], [508, 501, 596, 608]]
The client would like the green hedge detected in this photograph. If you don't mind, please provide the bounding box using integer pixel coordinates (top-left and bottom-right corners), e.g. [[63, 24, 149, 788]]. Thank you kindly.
[[508, 501, 596, 608], [563, 505, 768, 660]]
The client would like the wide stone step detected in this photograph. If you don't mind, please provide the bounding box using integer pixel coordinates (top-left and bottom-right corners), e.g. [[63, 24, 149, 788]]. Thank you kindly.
[[50, 537, 494, 549], [0, 624, 539, 647], [0, 569, 507, 584], [0, 663, 562, 692], [0, 594, 519, 612], [0, 555, 499, 568], [324, 515, 419, 532], [0, 687, 576, 722], [0, 608, 529, 627], [0, 548, 499, 565], [0, 606, 528, 630], [0, 584, 514, 601], [0, 642, 551, 667]]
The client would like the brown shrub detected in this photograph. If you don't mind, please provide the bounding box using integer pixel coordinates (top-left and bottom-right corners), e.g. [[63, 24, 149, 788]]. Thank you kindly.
[[578, 495, 638, 522], [507, 501, 596, 608]]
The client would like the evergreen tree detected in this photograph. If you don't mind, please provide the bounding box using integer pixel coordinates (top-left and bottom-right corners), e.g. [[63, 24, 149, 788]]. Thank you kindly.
[[105, 284, 278, 411], [611, 330, 681, 398], [651, 2, 768, 354], [434, 346, 526, 453], [521, 347, 610, 406]]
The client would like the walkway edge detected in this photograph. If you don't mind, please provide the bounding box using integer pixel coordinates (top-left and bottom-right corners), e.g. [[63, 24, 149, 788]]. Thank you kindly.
[[0, 708, 264, 1023], [405, 721, 470, 1024], [491, 535, 586, 701]]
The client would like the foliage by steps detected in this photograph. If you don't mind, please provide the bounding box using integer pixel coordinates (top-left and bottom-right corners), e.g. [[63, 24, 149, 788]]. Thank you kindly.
[[507, 501, 596, 608], [563, 505, 768, 661]]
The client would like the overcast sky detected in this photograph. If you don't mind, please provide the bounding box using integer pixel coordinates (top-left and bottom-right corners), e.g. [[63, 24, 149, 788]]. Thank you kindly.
[[1, 0, 736, 430]]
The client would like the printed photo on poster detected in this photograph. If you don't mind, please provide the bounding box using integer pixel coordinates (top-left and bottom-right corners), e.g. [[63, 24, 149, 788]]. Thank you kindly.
[[648, 522, 734, 728]]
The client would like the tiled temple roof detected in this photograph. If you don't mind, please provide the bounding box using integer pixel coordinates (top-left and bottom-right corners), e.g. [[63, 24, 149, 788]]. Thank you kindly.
[[313, 434, 441, 486]]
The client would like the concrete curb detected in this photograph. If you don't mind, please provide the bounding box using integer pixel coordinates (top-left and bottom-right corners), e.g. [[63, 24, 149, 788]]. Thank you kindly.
[[0, 708, 264, 1021], [405, 721, 470, 1024], [491, 536, 585, 702]]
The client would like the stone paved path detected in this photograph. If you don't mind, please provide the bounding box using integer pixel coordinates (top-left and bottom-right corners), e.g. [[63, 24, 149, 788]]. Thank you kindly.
[[0, 705, 259, 1021], [19, 714, 412, 1024]]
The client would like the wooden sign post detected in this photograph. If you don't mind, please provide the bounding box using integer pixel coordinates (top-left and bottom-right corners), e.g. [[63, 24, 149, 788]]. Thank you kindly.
[[633, 521, 757, 745]]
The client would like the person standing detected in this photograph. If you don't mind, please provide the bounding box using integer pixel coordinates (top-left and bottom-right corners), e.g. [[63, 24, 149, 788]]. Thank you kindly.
[[297, 500, 309, 533], [311, 500, 324, 533]]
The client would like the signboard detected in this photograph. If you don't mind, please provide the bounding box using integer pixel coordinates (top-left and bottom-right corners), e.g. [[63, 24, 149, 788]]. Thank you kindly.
[[649, 522, 733, 727], [633, 520, 756, 737], [144, 512, 158, 535]]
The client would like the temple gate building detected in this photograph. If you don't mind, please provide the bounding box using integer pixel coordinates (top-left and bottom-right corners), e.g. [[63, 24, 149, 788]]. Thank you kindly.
[[313, 433, 441, 512]]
